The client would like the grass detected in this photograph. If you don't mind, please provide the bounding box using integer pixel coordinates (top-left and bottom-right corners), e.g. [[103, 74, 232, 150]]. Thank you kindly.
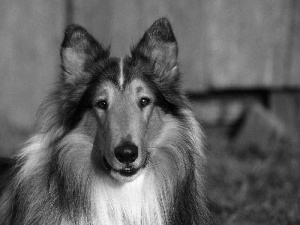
[[206, 128, 300, 225]]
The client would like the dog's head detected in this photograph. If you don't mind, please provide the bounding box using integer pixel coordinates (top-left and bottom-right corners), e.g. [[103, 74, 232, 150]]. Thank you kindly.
[[57, 18, 187, 183]]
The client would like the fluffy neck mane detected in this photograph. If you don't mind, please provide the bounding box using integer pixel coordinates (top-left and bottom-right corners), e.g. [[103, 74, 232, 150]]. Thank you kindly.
[[92, 170, 167, 225]]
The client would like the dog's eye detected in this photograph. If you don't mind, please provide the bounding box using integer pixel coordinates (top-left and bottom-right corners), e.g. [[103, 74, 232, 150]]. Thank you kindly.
[[139, 97, 151, 108], [96, 100, 108, 110]]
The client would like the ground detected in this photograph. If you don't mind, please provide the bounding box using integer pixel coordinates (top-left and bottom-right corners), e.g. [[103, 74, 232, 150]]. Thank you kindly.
[[206, 127, 300, 225]]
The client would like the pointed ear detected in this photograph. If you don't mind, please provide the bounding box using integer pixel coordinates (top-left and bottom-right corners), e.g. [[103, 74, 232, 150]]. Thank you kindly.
[[60, 24, 109, 83], [131, 18, 179, 83]]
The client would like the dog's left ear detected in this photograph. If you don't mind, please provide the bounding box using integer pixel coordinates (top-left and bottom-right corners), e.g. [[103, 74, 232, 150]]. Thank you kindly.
[[60, 24, 109, 84], [132, 18, 179, 84]]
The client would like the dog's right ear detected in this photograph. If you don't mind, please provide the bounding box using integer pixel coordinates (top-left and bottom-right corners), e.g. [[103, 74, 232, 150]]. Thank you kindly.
[[131, 18, 179, 86], [60, 24, 109, 84]]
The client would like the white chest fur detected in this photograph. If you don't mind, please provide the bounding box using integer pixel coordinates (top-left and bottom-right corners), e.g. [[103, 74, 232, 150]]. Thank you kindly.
[[92, 172, 165, 225]]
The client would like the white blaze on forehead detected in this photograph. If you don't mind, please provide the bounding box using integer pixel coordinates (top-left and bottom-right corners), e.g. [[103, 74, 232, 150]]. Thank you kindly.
[[119, 57, 124, 89]]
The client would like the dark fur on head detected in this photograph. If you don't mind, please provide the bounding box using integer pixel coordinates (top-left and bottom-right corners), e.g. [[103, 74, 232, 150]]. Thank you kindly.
[[0, 18, 214, 225]]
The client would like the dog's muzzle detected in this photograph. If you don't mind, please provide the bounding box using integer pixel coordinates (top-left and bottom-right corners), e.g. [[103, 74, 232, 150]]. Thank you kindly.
[[103, 157, 139, 177], [102, 142, 149, 181]]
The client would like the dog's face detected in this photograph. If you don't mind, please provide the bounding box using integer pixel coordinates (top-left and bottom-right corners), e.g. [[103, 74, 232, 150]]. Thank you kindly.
[[92, 75, 158, 182], [58, 18, 186, 183]]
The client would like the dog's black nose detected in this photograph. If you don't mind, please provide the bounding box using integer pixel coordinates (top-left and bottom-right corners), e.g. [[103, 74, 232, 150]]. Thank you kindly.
[[114, 143, 138, 164]]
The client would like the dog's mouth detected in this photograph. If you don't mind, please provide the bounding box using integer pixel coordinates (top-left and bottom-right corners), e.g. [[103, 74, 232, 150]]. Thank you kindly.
[[102, 157, 144, 178]]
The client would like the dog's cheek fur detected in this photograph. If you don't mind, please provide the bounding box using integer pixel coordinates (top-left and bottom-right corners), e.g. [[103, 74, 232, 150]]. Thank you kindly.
[[10, 133, 95, 224], [146, 110, 211, 225], [50, 133, 94, 222]]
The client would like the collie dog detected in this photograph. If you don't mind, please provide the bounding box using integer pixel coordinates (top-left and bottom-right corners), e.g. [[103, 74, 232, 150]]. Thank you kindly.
[[0, 18, 213, 225]]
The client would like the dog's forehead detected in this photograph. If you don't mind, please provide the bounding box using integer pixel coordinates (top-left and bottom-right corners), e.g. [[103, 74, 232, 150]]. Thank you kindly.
[[116, 56, 140, 90], [118, 57, 145, 91], [97, 56, 147, 91], [97, 78, 150, 98], [91, 56, 149, 95]]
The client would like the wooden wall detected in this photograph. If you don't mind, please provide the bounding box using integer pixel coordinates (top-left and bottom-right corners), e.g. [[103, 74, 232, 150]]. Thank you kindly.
[[70, 0, 300, 90], [0, 0, 65, 128], [289, 0, 300, 87], [0, 0, 300, 155], [0, 0, 65, 156]]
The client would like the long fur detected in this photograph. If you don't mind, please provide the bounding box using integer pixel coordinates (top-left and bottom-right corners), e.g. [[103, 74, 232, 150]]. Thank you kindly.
[[0, 18, 213, 225]]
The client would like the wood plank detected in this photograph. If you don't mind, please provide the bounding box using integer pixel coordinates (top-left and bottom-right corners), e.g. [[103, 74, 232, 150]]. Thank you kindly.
[[72, 0, 112, 50], [289, 0, 300, 87], [204, 0, 292, 88]]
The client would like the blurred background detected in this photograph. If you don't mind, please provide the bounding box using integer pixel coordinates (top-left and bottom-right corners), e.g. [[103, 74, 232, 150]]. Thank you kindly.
[[0, 0, 299, 224]]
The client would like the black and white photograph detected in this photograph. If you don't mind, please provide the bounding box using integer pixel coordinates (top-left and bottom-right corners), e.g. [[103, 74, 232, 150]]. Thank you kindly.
[[0, 1, 299, 224]]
